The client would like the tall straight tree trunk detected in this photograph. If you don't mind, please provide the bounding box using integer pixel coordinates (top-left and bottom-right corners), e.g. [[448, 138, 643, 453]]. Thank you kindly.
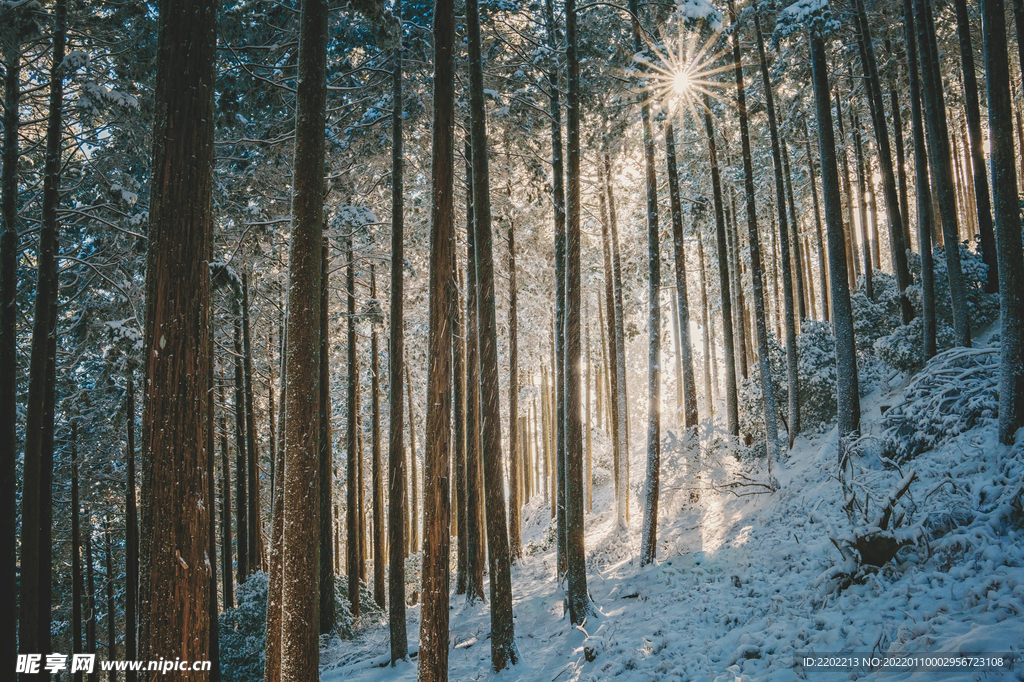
[[370, 266, 385, 609], [262, 394, 287, 682], [463, 146, 485, 603], [125, 376, 139, 680], [980, 0, 1024, 443], [782, 141, 807, 321], [103, 525, 117, 682], [507, 225, 522, 561], [598, 161, 622, 520], [604, 156, 629, 526], [86, 526, 96, 677], [852, 112, 874, 299], [233, 320, 248, 583], [542, 0, 568, 576], [954, 0, 998, 293], [241, 271, 263, 572], [467, 0, 518, 664], [665, 120, 698, 431], [405, 355, 419, 554], [279, 0, 328, 675], [217, 376, 234, 609], [319, 239, 335, 631], [756, 13, 799, 448], [138, 0, 215, 673], [835, 91, 860, 288], [564, 0, 590, 622], [418, 0, 456, 669], [809, 25, 860, 447], [887, 40, 912, 254], [629, 0, 662, 566], [915, 0, 971, 346], [730, 2, 780, 465], [345, 236, 360, 619], [696, 229, 714, 416], [0, 13, 23, 665], [853, 0, 914, 322], [388, 9, 409, 660], [703, 101, 739, 435], [19, 1, 66, 670], [206, 336, 220, 682], [72, 424, 83, 682], [453, 268, 467, 595], [804, 118, 829, 322]]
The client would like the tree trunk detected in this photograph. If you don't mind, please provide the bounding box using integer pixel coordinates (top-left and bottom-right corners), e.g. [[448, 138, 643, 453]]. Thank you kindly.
[[370, 266, 386, 609], [853, 0, 914, 322], [463, 144, 486, 603], [809, 26, 861, 447], [388, 10, 409, 659], [952, 0, 997, 292], [696, 230, 714, 416], [835, 90, 860, 288], [782, 140, 808, 321], [104, 526, 117, 682], [454, 267, 467, 595], [233, 320, 249, 583], [914, 0, 971, 346], [852, 112, 874, 299], [467, 0, 518, 663], [598, 161, 622, 518], [72, 424, 83, 682], [665, 121, 699, 431], [19, 1, 66, 670], [507, 225, 522, 560], [207, 330, 220, 682], [731, 2, 780, 466], [125, 377, 139, 680], [241, 270, 263, 572], [903, 0, 937, 363], [980, 0, 1024, 443], [262, 395, 287, 682], [626, 0, 661, 566], [756, 13, 799, 449], [320, 239, 335, 631], [542, 0, 568, 577], [418, 0, 456, 669], [703, 101, 739, 435], [279, 0, 328, 676], [405, 352, 419, 555], [564, 0, 590, 622], [138, 0, 215, 673], [887, 39, 913, 254], [217, 375, 234, 609], [345, 236, 361, 619], [86, 526, 96, 681], [0, 16, 22, 667], [804, 118, 830, 322]]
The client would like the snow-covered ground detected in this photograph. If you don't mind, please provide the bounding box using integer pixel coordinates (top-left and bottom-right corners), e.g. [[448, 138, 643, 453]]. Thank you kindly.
[[322, 339, 1024, 681]]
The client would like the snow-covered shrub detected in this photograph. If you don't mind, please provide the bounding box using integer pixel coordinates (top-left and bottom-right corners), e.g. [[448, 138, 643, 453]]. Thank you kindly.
[[880, 345, 999, 462], [218, 571, 268, 682], [739, 322, 838, 441], [852, 272, 903, 348]]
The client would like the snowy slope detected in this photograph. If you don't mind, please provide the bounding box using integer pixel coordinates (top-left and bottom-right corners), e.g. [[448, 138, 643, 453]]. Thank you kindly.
[[321, 340, 1024, 682]]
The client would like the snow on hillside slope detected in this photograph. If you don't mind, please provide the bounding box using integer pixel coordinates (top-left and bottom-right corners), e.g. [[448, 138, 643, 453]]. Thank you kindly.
[[322, 342, 1024, 682]]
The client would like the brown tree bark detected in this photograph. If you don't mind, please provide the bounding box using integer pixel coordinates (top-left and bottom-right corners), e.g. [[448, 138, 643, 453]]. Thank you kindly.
[[19, 1, 66, 671], [279, 0, 328, 675], [467, 0, 518, 661], [319, 238, 335, 632], [345, 236, 361, 619], [233, 320, 248, 583], [241, 270, 263, 572], [418, 0, 456, 669], [388, 8, 409, 659], [370, 266, 385, 609], [507, 225, 522, 561], [72, 424, 83, 682], [125, 376, 139, 680]]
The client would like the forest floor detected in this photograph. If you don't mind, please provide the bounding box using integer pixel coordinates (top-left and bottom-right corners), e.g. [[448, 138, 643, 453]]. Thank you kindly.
[[322, 334, 1024, 681]]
